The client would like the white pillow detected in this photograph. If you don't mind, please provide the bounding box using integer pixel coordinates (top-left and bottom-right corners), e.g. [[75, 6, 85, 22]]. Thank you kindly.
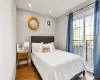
[[32, 42, 43, 52], [49, 42, 55, 51]]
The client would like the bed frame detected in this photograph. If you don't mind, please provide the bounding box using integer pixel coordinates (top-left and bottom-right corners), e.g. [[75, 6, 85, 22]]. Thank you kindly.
[[31, 36, 85, 80]]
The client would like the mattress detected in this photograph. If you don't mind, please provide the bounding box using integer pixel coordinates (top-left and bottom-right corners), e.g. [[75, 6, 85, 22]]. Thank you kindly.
[[31, 50, 85, 80]]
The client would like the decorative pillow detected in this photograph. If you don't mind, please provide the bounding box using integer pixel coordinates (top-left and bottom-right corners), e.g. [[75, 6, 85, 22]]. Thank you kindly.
[[42, 46, 50, 53], [32, 42, 43, 52], [39, 42, 55, 52]]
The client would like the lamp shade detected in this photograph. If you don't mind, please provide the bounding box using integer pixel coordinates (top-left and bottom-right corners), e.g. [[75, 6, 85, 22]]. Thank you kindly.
[[24, 42, 29, 47]]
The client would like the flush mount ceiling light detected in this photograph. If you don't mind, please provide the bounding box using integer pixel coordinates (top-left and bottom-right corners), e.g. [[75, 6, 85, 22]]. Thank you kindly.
[[49, 10, 52, 13], [28, 4, 32, 7]]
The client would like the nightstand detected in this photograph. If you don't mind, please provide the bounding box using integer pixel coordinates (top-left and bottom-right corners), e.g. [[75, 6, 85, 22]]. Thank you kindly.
[[17, 51, 28, 68]]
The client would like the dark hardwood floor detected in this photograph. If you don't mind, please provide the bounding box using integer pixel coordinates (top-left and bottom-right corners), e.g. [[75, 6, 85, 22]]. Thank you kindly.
[[16, 64, 99, 80]]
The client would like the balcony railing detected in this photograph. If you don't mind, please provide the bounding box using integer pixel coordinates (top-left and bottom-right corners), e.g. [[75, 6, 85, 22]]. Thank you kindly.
[[73, 40, 93, 67], [86, 40, 93, 62], [73, 40, 84, 57]]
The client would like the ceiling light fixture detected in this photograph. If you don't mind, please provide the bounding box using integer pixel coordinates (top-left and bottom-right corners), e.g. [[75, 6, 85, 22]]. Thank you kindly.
[[49, 10, 52, 13], [28, 4, 32, 7]]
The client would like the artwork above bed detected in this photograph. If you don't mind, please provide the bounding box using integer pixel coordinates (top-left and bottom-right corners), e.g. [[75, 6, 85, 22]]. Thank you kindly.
[[28, 16, 39, 30]]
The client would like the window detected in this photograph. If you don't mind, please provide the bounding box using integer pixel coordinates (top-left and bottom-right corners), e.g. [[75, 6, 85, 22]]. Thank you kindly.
[[85, 14, 94, 40], [73, 18, 84, 40]]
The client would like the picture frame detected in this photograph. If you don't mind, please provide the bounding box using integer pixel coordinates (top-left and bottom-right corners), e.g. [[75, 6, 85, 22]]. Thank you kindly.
[[17, 43, 24, 52]]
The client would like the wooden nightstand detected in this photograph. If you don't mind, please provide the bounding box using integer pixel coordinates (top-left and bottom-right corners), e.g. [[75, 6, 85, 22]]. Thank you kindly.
[[17, 51, 28, 68]]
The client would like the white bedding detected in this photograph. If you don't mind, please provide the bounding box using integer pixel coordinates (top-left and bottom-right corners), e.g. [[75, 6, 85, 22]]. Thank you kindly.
[[31, 50, 85, 80]]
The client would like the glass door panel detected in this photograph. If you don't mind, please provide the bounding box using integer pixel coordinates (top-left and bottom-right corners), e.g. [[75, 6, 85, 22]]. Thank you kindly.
[[85, 14, 94, 68], [73, 14, 94, 69], [73, 18, 84, 57]]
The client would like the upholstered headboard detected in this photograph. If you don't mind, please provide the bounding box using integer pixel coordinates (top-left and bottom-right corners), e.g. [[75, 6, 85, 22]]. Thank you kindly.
[[31, 36, 54, 43]]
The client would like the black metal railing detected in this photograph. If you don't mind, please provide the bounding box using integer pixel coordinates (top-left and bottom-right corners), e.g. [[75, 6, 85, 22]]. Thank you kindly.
[[73, 40, 84, 57], [86, 40, 93, 62], [73, 40, 93, 62]]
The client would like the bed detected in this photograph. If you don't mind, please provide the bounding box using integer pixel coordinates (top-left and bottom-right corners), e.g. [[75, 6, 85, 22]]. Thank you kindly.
[[31, 36, 85, 80]]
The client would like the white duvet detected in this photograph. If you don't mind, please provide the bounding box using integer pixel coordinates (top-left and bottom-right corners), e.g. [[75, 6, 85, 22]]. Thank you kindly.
[[31, 50, 85, 80]]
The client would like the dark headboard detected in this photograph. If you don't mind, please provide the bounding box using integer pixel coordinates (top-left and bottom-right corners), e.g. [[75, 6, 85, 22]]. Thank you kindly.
[[31, 36, 54, 43]]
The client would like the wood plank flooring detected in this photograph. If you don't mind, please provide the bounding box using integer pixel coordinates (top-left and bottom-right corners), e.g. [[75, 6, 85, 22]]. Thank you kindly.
[[16, 64, 99, 80]]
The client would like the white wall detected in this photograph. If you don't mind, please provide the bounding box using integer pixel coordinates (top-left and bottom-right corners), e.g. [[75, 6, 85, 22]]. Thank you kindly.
[[16, 8, 57, 47], [0, 0, 16, 80], [56, 0, 95, 51]]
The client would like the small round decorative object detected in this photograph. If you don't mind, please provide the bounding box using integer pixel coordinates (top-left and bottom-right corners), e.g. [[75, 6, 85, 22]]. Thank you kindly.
[[28, 16, 39, 30], [47, 21, 51, 26]]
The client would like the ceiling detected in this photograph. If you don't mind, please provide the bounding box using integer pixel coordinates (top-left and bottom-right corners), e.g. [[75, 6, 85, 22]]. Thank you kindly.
[[16, 0, 88, 18]]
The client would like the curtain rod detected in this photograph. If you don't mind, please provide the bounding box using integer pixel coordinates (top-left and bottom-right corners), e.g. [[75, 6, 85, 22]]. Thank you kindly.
[[66, 2, 95, 16]]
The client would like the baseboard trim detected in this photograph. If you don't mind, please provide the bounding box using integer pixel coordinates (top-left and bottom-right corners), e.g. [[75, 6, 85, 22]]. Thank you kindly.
[[11, 62, 16, 80], [86, 66, 93, 73]]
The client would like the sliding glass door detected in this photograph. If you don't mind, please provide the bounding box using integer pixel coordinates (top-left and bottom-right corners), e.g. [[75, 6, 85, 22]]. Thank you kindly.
[[73, 13, 94, 69]]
